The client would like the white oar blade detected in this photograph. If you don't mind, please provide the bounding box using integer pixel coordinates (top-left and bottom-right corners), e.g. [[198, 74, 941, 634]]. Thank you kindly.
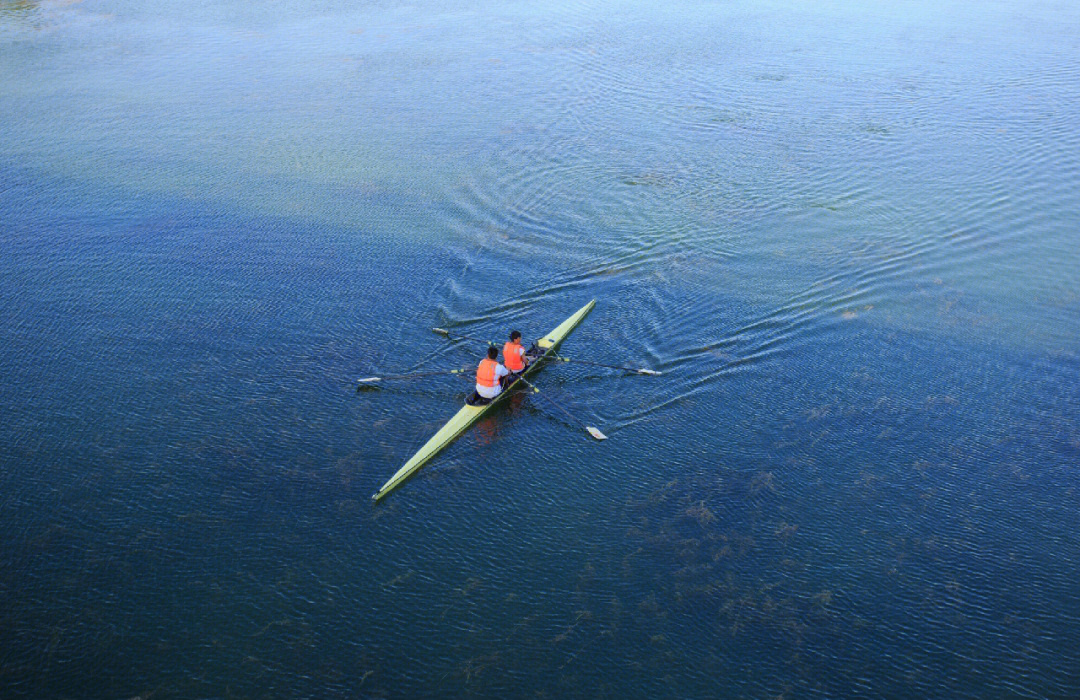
[[637, 369, 662, 375], [432, 327, 450, 335], [357, 377, 381, 383], [586, 426, 607, 441]]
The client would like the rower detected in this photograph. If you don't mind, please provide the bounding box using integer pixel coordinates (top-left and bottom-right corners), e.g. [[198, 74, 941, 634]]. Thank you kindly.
[[475, 346, 510, 401], [502, 330, 530, 376]]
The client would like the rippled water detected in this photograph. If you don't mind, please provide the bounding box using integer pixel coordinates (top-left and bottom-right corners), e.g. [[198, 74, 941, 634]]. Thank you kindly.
[[3, 0, 1079, 696]]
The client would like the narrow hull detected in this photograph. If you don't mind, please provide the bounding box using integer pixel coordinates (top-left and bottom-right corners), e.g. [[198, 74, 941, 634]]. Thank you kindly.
[[372, 300, 595, 501]]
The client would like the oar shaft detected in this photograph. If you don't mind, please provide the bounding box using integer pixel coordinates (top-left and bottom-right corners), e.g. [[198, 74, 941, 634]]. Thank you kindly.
[[434, 328, 658, 374], [432, 328, 497, 346], [358, 368, 471, 383], [519, 378, 607, 440], [521, 379, 577, 423], [552, 355, 661, 375]]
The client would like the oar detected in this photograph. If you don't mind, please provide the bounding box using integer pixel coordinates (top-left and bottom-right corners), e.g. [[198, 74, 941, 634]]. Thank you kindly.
[[551, 354, 661, 375], [357, 368, 471, 385], [435, 328, 659, 375], [431, 328, 497, 346], [518, 377, 607, 441]]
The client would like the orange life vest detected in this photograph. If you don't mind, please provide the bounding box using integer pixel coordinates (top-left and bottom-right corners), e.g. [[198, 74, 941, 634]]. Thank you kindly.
[[503, 341, 526, 371], [476, 358, 499, 387]]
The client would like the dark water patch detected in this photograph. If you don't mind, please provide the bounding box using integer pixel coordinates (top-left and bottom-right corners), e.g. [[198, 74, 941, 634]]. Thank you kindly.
[[0, 0, 37, 20], [606, 330, 1080, 696]]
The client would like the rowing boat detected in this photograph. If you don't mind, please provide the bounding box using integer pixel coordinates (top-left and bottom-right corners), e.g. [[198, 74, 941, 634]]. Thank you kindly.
[[371, 299, 596, 501]]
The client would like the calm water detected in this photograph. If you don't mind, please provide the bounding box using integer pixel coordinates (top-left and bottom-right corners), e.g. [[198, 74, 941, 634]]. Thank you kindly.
[[3, 0, 1079, 696]]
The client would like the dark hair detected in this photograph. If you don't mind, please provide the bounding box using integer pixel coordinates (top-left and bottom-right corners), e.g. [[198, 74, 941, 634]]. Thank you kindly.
[[510, 330, 522, 341], [487, 346, 498, 359]]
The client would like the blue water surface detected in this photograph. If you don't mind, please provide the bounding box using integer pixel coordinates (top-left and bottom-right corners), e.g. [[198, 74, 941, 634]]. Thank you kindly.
[[3, 0, 1079, 696]]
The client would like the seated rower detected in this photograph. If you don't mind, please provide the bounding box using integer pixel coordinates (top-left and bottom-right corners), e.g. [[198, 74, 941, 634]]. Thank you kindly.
[[502, 330, 530, 378], [475, 346, 510, 401]]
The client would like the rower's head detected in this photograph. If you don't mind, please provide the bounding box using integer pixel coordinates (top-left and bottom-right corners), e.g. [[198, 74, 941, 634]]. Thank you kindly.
[[487, 346, 498, 360], [510, 330, 522, 343]]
